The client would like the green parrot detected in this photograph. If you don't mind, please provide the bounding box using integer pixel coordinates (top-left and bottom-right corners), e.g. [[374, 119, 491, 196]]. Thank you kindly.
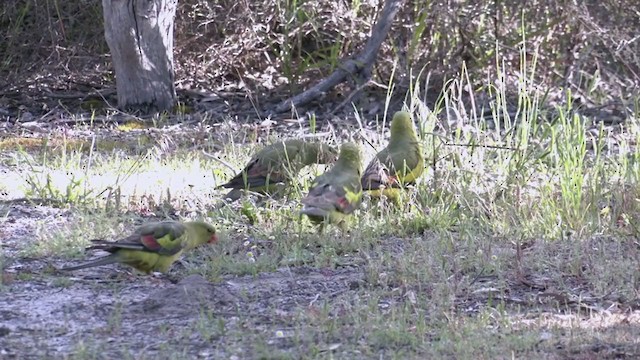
[[60, 221, 217, 273], [300, 142, 363, 231], [361, 111, 424, 200], [218, 139, 338, 201]]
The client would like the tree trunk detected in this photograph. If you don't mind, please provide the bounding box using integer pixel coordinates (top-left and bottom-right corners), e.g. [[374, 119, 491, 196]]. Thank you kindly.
[[102, 0, 177, 112]]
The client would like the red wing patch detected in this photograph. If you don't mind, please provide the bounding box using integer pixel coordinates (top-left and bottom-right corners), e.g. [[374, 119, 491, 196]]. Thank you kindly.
[[140, 234, 162, 251], [362, 159, 395, 189], [208, 234, 218, 243], [336, 197, 349, 211], [387, 174, 399, 185]]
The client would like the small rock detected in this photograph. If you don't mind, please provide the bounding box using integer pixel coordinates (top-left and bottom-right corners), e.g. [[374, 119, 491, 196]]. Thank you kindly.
[[0, 326, 11, 337]]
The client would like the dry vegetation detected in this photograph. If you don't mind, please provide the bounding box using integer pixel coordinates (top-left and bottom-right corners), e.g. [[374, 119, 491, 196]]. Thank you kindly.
[[1, 0, 640, 359], [1, 0, 638, 119]]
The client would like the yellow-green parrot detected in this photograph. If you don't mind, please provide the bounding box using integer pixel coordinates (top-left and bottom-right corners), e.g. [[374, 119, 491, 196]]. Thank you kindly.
[[219, 139, 338, 201], [361, 111, 424, 199], [300, 142, 363, 231], [60, 221, 217, 273]]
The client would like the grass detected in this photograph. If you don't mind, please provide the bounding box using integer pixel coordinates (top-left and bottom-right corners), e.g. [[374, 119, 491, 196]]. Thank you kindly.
[[2, 59, 640, 358], [2, 0, 639, 356]]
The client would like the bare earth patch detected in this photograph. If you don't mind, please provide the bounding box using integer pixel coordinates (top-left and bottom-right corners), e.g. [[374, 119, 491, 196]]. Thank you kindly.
[[1, 203, 365, 358], [2, 0, 639, 356], [2, 199, 640, 359], [2, 267, 365, 358]]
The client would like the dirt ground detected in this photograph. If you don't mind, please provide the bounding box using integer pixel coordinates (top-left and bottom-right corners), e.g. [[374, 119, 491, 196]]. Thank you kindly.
[[1, 0, 639, 355], [0, 90, 638, 359], [0, 198, 365, 358], [2, 198, 640, 359], [1, 267, 365, 359]]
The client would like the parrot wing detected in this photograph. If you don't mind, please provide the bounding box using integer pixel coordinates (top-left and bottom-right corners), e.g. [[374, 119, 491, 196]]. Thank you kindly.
[[219, 157, 290, 190], [362, 145, 424, 190], [301, 146, 363, 228], [302, 182, 360, 217], [361, 153, 400, 190], [88, 221, 186, 257]]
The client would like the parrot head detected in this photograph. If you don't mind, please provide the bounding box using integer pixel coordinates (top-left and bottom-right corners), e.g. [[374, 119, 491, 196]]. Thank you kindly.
[[390, 111, 417, 139], [335, 142, 362, 172], [190, 221, 218, 244]]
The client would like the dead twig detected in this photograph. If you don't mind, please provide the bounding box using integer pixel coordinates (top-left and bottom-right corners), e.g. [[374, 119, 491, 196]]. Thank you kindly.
[[273, 0, 404, 114]]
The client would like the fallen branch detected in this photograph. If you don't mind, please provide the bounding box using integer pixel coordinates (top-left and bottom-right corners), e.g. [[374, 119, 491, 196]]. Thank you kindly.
[[273, 0, 404, 114]]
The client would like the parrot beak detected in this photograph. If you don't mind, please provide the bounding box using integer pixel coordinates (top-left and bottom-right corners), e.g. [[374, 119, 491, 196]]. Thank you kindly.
[[208, 233, 218, 244]]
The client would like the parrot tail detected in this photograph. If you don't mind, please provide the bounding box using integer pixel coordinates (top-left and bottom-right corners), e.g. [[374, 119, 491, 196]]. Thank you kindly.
[[59, 255, 119, 271]]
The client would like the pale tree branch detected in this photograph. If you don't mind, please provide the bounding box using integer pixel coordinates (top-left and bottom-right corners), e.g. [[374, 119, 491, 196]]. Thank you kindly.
[[273, 0, 405, 114]]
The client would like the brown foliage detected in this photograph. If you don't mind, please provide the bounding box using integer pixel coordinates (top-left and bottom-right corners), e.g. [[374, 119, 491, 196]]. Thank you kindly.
[[0, 0, 638, 106]]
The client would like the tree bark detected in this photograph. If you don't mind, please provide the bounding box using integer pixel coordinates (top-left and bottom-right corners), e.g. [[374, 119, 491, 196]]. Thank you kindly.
[[102, 0, 177, 112]]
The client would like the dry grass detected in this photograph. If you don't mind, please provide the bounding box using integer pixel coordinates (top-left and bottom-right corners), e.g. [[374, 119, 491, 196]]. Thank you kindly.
[[2, 68, 640, 356], [1, 0, 638, 118], [1, 0, 640, 358]]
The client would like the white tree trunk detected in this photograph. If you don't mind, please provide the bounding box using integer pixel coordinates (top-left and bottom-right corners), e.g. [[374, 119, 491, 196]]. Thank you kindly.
[[102, 0, 177, 112]]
